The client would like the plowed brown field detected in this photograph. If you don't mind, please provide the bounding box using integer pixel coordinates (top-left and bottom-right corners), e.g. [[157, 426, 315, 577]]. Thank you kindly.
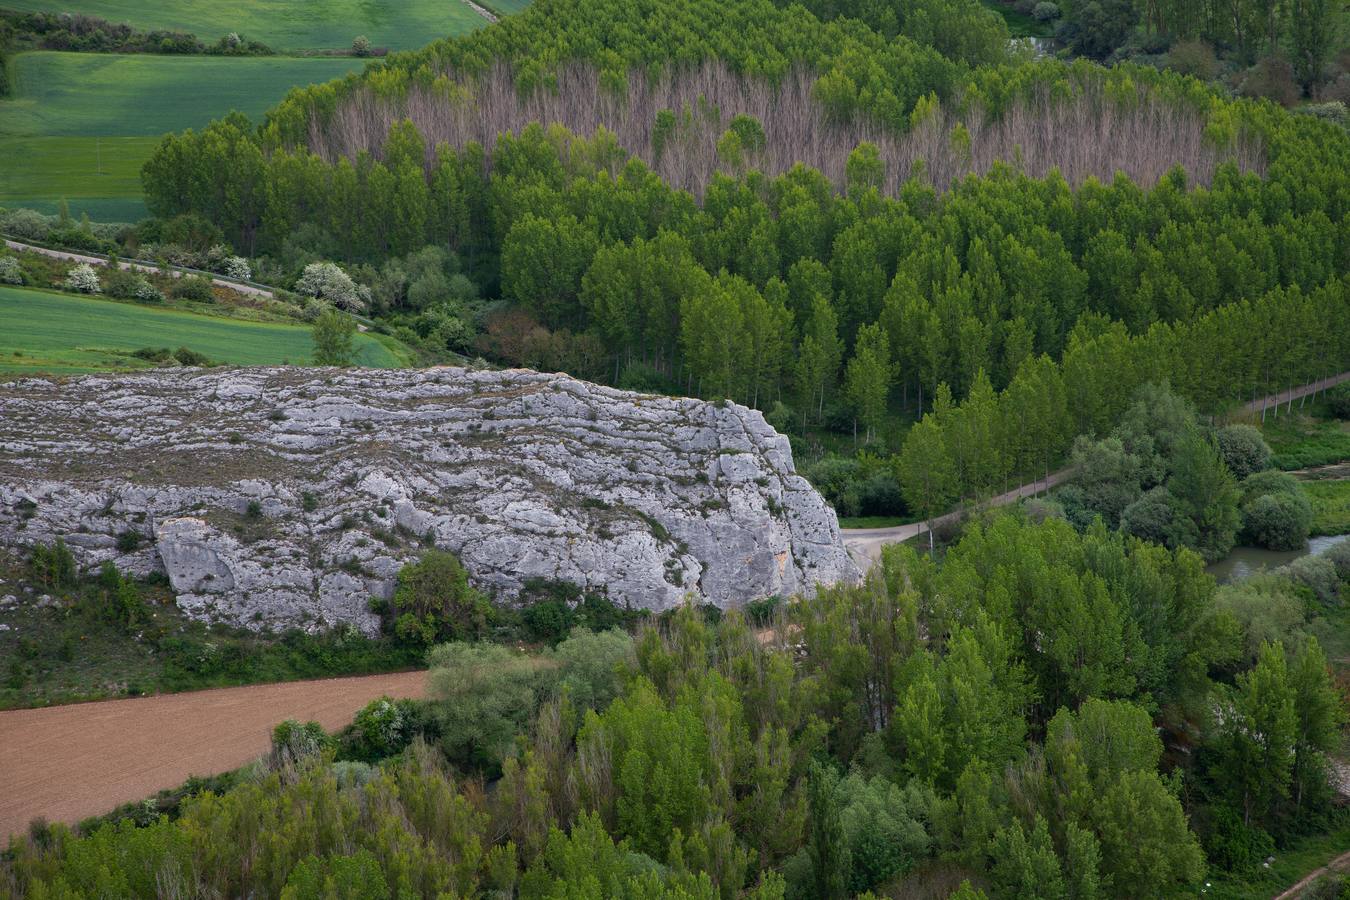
[[0, 670, 426, 839]]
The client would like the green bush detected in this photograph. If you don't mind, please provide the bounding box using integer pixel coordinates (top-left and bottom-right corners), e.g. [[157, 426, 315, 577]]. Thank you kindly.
[[1240, 469, 1304, 505], [1277, 556, 1341, 605], [170, 275, 215, 301], [1216, 424, 1272, 480], [1242, 492, 1312, 551], [427, 642, 540, 773], [269, 719, 332, 769], [521, 599, 576, 645], [1328, 383, 1350, 420], [30, 538, 77, 591], [1202, 805, 1275, 874], [386, 550, 491, 647]]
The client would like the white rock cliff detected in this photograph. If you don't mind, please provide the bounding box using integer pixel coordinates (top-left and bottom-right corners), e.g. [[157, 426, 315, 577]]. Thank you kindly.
[[0, 367, 856, 632]]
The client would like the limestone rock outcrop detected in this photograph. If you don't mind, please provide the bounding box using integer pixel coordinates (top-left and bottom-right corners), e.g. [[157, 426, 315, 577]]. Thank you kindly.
[[0, 367, 856, 632]]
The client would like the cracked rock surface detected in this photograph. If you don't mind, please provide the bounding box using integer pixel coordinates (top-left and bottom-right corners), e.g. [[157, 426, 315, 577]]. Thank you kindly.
[[0, 367, 856, 633]]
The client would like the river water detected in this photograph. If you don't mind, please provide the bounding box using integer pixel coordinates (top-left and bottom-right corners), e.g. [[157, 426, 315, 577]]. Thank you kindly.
[[1207, 533, 1350, 584]]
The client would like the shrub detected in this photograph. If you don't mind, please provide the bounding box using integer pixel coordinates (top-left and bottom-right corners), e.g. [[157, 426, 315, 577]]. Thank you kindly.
[[1240, 470, 1303, 505], [857, 472, 905, 517], [312, 307, 357, 366], [1, 208, 51, 240], [1242, 492, 1312, 551], [115, 530, 142, 552], [1031, 2, 1060, 21], [350, 696, 409, 759], [387, 550, 491, 646], [1167, 40, 1218, 80], [269, 719, 332, 769], [552, 627, 634, 712], [804, 456, 863, 517], [171, 275, 215, 301], [102, 266, 143, 299], [1121, 487, 1192, 549], [0, 256, 23, 284], [173, 346, 211, 366], [133, 278, 164, 302], [1277, 555, 1340, 605], [1240, 56, 1300, 106], [1203, 805, 1275, 874], [1323, 539, 1350, 581], [94, 561, 149, 628], [63, 262, 101, 293], [1327, 383, 1350, 420], [30, 537, 77, 590], [295, 261, 368, 311], [1216, 425, 1272, 479], [352, 35, 372, 56], [1295, 102, 1348, 127], [744, 594, 782, 627], [427, 642, 539, 773], [522, 599, 576, 645], [222, 256, 251, 281]]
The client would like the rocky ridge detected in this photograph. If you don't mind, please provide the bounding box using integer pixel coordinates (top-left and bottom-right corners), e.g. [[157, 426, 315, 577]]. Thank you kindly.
[[0, 367, 856, 632]]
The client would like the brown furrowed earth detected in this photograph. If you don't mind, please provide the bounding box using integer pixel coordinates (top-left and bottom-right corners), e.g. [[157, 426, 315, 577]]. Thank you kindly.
[[0, 670, 426, 839]]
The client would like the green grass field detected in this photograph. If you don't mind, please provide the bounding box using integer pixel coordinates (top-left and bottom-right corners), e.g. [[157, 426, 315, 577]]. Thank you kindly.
[[0, 285, 403, 373], [1304, 479, 1350, 537], [0, 0, 487, 51], [0, 52, 367, 220]]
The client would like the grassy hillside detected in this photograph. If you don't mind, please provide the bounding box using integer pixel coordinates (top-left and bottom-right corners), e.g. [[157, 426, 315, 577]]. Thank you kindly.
[[0, 0, 488, 51], [0, 52, 366, 221], [0, 286, 404, 373]]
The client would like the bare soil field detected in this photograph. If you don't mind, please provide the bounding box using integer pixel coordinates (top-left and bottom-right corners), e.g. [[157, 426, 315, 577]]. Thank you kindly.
[[0, 670, 426, 839]]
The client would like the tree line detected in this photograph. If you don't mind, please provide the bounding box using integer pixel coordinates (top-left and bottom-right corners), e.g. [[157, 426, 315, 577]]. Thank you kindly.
[[142, 84, 1347, 421], [5, 513, 1346, 897], [895, 278, 1349, 528]]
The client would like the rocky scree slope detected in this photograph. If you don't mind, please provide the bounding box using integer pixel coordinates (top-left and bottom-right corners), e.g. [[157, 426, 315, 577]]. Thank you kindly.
[[0, 367, 855, 632]]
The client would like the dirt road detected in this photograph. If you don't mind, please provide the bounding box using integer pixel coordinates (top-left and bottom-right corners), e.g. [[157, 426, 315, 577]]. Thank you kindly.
[[3, 238, 276, 300], [842, 469, 1075, 569], [1273, 849, 1350, 899], [1240, 371, 1350, 419], [842, 369, 1350, 570], [0, 670, 426, 839]]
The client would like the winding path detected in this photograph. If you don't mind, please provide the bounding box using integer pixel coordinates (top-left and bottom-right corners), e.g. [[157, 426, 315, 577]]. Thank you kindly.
[[1273, 849, 1350, 899], [841, 369, 1350, 569], [3, 239, 276, 300]]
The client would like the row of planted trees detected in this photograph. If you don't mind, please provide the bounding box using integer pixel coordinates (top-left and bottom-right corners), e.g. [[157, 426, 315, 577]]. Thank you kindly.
[[895, 278, 1349, 527]]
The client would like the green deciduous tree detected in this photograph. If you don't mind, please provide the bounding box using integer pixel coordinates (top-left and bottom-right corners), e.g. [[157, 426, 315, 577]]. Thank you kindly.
[[311, 307, 356, 366], [844, 322, 891, 443]]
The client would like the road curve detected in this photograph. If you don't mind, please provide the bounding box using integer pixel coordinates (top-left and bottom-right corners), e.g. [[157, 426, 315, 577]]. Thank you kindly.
[[842, 369, 1350, 569], [3, 239, 276, 300], [842, 469, 1074, 569], [1272, 848, 1350, 900], [0, 670, 426, 839]]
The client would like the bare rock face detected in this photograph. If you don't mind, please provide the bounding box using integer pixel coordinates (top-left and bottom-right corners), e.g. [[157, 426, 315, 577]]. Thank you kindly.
[[0, 367, 856, 632]]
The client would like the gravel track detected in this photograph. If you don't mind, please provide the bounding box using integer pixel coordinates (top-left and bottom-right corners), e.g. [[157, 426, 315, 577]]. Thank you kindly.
[[0, 670, 426, 839]]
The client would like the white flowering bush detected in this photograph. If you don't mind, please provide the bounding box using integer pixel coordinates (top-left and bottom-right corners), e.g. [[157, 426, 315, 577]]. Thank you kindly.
[[294, 261, 369, 311], [63, 262, 102, 293], [0, 256, 23, 285], [223, 256, 252, 281], [133, 278, 164, 302]]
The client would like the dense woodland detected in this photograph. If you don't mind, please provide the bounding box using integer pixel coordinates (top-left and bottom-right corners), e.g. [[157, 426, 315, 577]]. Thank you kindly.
[[3, 0, 1350, 895], [136, 0, 1350, 523], [5, 513, 1350, 898]]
